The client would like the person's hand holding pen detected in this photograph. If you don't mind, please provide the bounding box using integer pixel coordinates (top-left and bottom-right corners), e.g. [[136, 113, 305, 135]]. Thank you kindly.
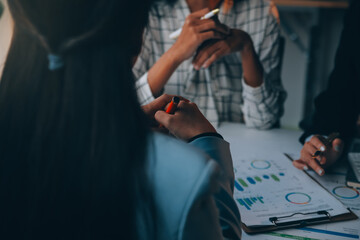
[[170, 8, 230, 63], [155, 99, 216, 140], [142, 94, 188, 129], [293, 133, 344, 176], [142, 94, 216, 140], [146, 8, 230, 97]]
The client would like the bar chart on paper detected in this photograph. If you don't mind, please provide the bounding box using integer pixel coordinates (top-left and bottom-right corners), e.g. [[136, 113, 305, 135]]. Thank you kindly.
[[234, 160, 287, 192], [232, 156, 350, 226], [237, 196, 265, 210]]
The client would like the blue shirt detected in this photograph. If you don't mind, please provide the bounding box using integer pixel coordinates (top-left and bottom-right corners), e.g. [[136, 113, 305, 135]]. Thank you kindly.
[[138, 132, 242, 239]]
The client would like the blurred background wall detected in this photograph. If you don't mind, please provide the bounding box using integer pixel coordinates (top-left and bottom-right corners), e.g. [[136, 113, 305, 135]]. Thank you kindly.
[[278, 2, 347, 129]]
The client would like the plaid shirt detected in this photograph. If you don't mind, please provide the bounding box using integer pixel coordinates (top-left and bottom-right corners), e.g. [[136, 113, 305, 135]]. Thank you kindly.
[[133, 0, 286, 129]]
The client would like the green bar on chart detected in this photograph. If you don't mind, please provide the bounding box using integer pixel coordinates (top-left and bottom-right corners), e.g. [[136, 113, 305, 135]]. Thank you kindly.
[[238, 178, 248, 187], [266, 232, 320, 240], [271, 174, 280, 182], [254, 176, 262, 182]]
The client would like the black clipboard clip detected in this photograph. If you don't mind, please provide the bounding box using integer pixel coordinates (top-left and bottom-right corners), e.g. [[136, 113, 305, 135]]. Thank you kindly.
[[243, 208, 356, 234], [269, 210, 331, 228]]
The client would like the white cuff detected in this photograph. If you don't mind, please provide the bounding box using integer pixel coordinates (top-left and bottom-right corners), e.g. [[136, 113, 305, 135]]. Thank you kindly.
[[241, 78, 267, 104], [135, 72, 155, 106]]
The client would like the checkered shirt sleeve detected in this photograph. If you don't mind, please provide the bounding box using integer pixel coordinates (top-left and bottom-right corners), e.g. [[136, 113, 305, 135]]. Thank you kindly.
[[241, 6, 287, 129]]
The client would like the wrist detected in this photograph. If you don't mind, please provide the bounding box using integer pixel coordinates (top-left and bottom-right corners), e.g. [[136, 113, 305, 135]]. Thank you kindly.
[[195, 126, 217, 138], [188, 132, 223, 143], [147, 47, 183, 96], [167, 45, 185, 66], [240, 39, 255, 57]]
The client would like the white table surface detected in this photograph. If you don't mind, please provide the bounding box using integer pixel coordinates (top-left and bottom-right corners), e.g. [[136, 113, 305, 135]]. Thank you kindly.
[[218, 123, 303, 159]]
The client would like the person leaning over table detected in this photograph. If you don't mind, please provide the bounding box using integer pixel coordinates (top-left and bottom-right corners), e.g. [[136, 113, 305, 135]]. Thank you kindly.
[[293, 1, 360, 176], [133, 0, 287, 128], [0, 0, 242, 239]]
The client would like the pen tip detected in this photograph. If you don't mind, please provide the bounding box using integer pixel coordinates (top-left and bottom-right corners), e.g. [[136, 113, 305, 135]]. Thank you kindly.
[[213, 8, 220, 14], [173, 96, 180, 104]]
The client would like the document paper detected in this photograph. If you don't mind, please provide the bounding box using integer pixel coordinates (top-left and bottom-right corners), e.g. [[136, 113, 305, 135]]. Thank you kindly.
[[232, 155, 350, 226]]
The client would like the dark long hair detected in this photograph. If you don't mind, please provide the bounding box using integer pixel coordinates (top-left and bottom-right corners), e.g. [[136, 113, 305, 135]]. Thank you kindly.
[[0, 1, 4, 17], [0, 0, 154, 239]]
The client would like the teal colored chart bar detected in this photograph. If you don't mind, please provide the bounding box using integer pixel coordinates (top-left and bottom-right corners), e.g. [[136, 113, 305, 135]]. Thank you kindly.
[[244, 198, 252, 206], [247, 177, 256, 185], [237, 196, 265, 211], [234, 180, 244, 191], [237, 199, 250, 210]]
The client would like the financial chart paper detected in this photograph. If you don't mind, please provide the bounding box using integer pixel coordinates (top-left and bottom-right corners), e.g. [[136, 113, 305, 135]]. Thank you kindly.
[[232, 155, 350, 226]]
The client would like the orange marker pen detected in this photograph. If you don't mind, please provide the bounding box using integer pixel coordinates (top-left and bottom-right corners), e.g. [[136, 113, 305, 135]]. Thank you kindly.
[[165, 96, 180, 114], [159, 96, 180, 128]]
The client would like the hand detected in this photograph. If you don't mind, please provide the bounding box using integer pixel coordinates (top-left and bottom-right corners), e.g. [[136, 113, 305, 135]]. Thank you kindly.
[[154, 101, 216, 140], [293, 135, 344, 176], [170, 8, 230, 63], [142, 94, 188, 128], [192, 28, 252, 70]]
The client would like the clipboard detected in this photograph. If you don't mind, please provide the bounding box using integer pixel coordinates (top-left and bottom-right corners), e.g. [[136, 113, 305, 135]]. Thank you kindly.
[[235, 153, 358, 234], [242, 208, 358, 234]]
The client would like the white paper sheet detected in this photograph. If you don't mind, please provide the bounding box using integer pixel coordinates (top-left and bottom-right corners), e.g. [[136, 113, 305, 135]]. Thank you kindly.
[[233, 154, 350, 226], [307, 167, 360, 211]]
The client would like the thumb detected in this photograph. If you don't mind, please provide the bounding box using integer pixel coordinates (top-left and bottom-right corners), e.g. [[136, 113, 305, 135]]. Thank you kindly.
[[155, 110, 172, 128], [332, 138, 344, 153]]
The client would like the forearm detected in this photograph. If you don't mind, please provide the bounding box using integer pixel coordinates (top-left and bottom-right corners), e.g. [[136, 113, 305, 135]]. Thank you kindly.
[[240, 43, 264, 87], [147, 47, 182, 97], [241, 37, 286, 129]]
